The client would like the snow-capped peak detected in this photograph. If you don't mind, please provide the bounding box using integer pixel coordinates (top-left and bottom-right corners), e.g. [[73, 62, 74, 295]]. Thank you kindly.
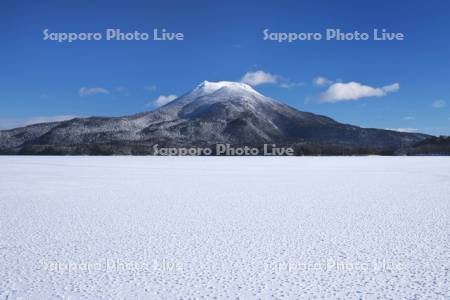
[[192, 81, 262, 97]]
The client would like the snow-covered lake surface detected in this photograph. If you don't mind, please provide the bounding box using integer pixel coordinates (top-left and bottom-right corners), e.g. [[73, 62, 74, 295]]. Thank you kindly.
[[1, 156, 449, 299]]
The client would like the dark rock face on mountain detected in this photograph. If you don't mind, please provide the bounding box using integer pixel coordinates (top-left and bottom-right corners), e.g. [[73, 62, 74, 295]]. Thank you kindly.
[[0, 81, 431, 155]]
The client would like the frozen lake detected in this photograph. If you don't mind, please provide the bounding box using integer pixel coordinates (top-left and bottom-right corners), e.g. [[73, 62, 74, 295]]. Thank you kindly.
[[0, 156, 449, 299]]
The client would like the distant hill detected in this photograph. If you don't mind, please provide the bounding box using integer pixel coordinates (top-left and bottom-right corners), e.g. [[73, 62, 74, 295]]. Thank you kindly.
[[396, 136, 450, 155]]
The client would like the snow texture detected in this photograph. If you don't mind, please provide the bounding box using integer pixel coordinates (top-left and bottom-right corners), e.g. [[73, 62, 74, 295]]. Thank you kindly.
[[0, 156, 449, 299], [192, 81, 264, 97]]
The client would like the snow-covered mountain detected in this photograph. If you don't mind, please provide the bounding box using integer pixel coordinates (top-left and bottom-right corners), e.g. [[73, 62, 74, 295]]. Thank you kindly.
[[0, 81, 429, 155]]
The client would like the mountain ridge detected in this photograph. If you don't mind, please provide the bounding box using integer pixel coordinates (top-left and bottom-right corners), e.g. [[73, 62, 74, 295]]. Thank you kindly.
[[0, 81, 432, 155]]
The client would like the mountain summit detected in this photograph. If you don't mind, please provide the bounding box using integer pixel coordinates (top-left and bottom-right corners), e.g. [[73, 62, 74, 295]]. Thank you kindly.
[[0, 81, 429, 155], [192, 81, 263, 97]]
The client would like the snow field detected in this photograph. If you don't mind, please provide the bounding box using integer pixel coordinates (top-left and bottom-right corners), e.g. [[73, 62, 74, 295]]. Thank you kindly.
[[0, 156, 449, 299]]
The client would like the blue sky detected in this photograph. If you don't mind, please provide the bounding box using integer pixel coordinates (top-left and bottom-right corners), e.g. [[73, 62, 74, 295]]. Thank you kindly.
[[1, 0, 449, 135]]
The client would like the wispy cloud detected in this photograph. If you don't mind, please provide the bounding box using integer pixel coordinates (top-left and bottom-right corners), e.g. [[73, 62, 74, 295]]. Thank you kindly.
[[151, 94, 178, 107], [79, 87, 110, 97], [403, 116, 415, 121], [144, 84, 157, 91], [319, 81, 400, 103], [432, 99, 446, 108], [0, 115, 79, 130], [280, 80, 304, 89], [115, 86, 131, 97], [313, 76, 333, 87]]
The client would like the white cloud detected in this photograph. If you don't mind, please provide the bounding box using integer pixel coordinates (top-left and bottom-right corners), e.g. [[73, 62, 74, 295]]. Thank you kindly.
[[403, 116, 415, 121], [313, 76, 333, 86], [0, 115, 79, 130], [381, 83, 400, 93], [240, 70, 302, 88], [240, 70, 278, 86], [79, 87, 110, 97], [319, 81, 400, 103], [432, 99, 446, 108], [385, 128, 419, 133], [151, 94, 178, 107], [144, 85, 157, 91]]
